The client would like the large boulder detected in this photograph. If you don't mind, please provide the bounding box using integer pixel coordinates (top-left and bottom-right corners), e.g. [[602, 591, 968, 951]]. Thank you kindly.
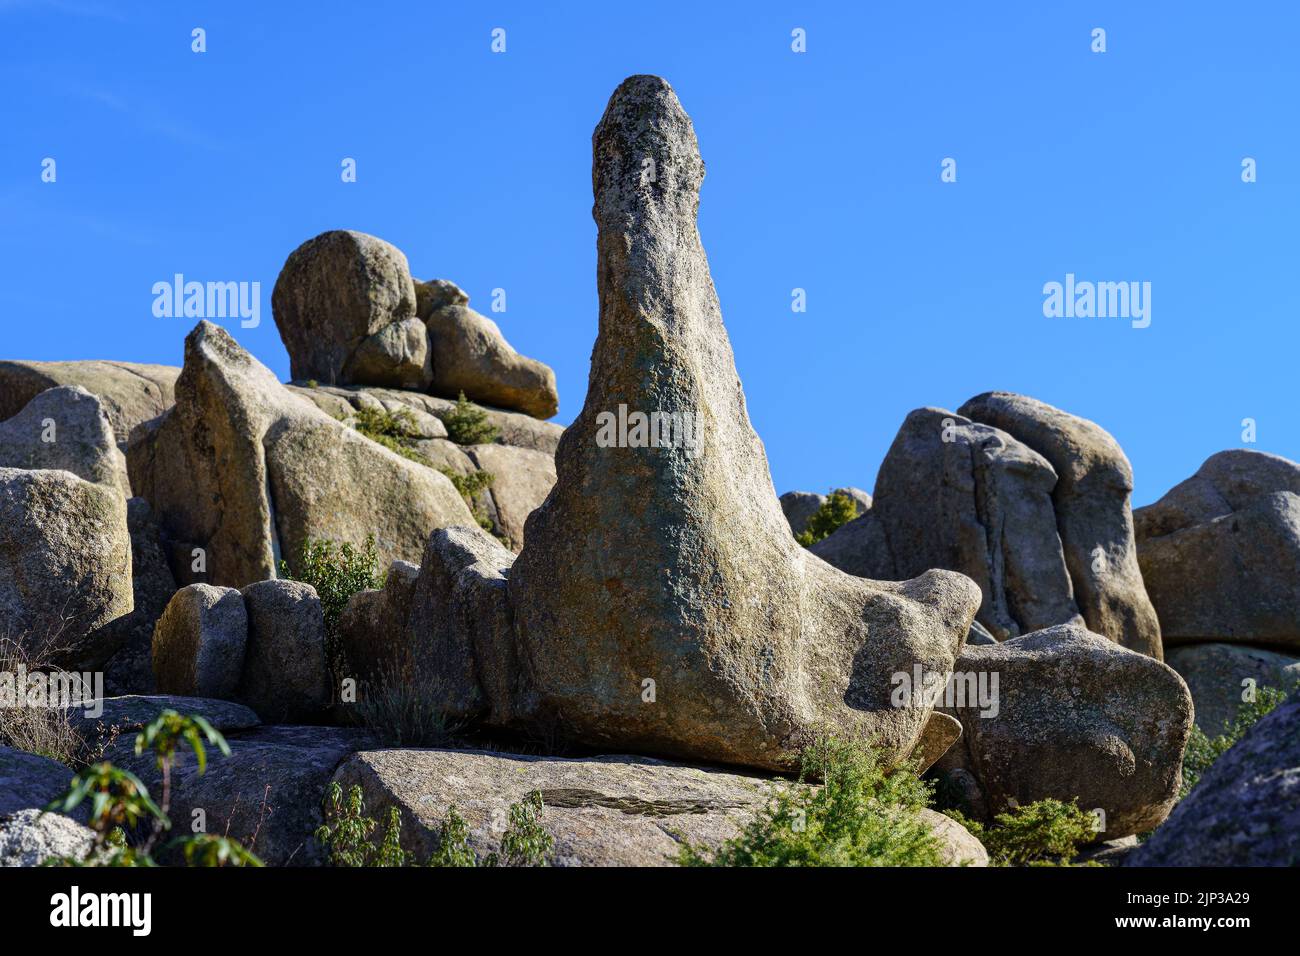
[[959, 392, 1162, 659], [0, 467, 131, 669], [331, 748, 986, 867], [0, 359, 178, 453], [807, 509, 894, 579], [62, 695, 260, 747], [0, 809, 94, 867], [1136, 451, 1300, 652], [424, 303, 559, 419], [271, 230, 418, 387], [1165, 642, 1300, 735], [238, 580, 330, 723], [934, 623, 1192, 838], [127, 321, 478, 588], [464, 443, 556, 551], [871, 407, 1081, 641], [1134, 448, 1300, 540], [0, 385, 129, 496], [503, 76, 980, 772], [345, 317, 432, 390], [1128, 695, 1300, 866], [101, 498, 177, 696], [151, 584, 247, 699]]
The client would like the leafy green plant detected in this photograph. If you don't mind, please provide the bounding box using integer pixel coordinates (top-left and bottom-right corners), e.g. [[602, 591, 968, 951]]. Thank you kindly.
[[947, 799, 1100, 867], [796, 491, 861, 547], [437, 467, 497, 534], [679, 736, 943, 867], [1180, 685, 1287, 799], [43, 710, 262, 867], [442, 391, 499, 446], [316, 782, 408, 867], [280, 535, 384, 681], [316, 782, 553, 867]]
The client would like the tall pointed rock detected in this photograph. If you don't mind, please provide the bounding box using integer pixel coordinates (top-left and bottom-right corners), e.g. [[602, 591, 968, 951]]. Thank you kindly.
[[508, 76, 981, 771]]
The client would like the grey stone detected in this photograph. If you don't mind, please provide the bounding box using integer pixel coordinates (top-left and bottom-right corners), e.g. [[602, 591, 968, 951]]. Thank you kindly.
[[425, 304, 558, 419], [1165, 642, 1300, 735], [0, 809, 94, 866], [151, 584, 247, 699], [238, 580, 330, 723], [102, 498, 177, 696], [0, 385, 129, 496]]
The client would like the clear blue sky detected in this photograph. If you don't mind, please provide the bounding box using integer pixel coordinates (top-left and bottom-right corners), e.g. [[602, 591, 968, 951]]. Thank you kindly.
[[3, 1, 1297, 506]]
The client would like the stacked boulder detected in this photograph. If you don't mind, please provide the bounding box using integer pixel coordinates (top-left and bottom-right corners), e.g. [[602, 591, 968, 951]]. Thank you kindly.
[[271, 229, 558, 420], [811, 397, 1162, 659], [1134, 449, 1300, 733]]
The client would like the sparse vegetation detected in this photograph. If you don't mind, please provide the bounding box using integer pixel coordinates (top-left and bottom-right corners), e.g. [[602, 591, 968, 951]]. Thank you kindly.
[[437, 466, 497, 534], [348, 405, 431, 466], [1180, 685, 1287, 799], [442, 391, 500, 446], [43, 710, 262, 867], [679, 736, 944, 867], [796, 491, 861, 547], [316, 782, 553, 867], [946, 799, 1101, 867], [0, 638, 84, 765], [355, 659, 462, 748]]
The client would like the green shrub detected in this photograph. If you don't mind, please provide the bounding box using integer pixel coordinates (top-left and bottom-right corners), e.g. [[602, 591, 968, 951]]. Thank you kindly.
[[316, 783, 553, 867], [947, 799, 1100, 867], [316, 782, 408, 867], [280, 535, 384, 683], [679, 736, 943, 867], [437, 467, 497, 534], [43, 710, 262, 867], [442, 391, 500, 446], [1180, 685, 1287, 799], [796, 492, 861, 547]]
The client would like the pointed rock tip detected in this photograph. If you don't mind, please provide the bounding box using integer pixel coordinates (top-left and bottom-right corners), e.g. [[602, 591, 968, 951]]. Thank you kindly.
[[593, 75, 703, 222]]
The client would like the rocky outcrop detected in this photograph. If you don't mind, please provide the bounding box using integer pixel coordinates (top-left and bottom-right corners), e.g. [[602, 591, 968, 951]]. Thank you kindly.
[[0, 467, 131, 669], [0, 808, 94, 866], [331, 747, 987, 867], [63, 695, 260, 746], [151, 584, 247, 699], [271, 230, 420, 388], [463, 443, 556, 551], [0, 359, 178, 453], [934, 623, 1192, 838], [127, 321, 477, 588], [502, 76, 980, 772], [958, 392, 1161, 659], [779, 487, 871, 538], [807, 509, 893, 579], [1136, 451, 1300, 653], [1128, 695, 1300, 866], [102, 498, 177, 696], [0, 385, 129, 496], [238, 580, 330, 723], [1165, 642, 1300, 735]]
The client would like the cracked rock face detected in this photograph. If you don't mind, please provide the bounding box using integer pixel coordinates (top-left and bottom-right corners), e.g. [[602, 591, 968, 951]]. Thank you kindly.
[[959, 392, 1162, 659], [872, 407, 1081, 641], [505, 75, 980, 772]]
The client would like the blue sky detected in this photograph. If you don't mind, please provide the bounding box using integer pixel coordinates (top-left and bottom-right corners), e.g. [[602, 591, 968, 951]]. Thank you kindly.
[[3, 1, 1297, 505]]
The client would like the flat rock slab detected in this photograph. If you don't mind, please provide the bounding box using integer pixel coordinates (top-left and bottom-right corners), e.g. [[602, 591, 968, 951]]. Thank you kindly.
[[331, 748, 987, 867], [65, 695, 260, 746], [0, 808, 95, 867]]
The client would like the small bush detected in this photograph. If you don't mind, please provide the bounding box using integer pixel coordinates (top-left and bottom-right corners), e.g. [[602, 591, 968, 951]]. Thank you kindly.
[[796, 492, 861, 547], [437, 467, 497, 534], [442, 391, 499, 446], [44, 709, 262, 867], [280, 536, 384, 681], [679, 736, 943, 867], [948, 799, 1100, 867], [487, 792, 553, 867], [1180, 685, 1287, 799], [316, 782, 408, 867], [428, 808, 477, 867]]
